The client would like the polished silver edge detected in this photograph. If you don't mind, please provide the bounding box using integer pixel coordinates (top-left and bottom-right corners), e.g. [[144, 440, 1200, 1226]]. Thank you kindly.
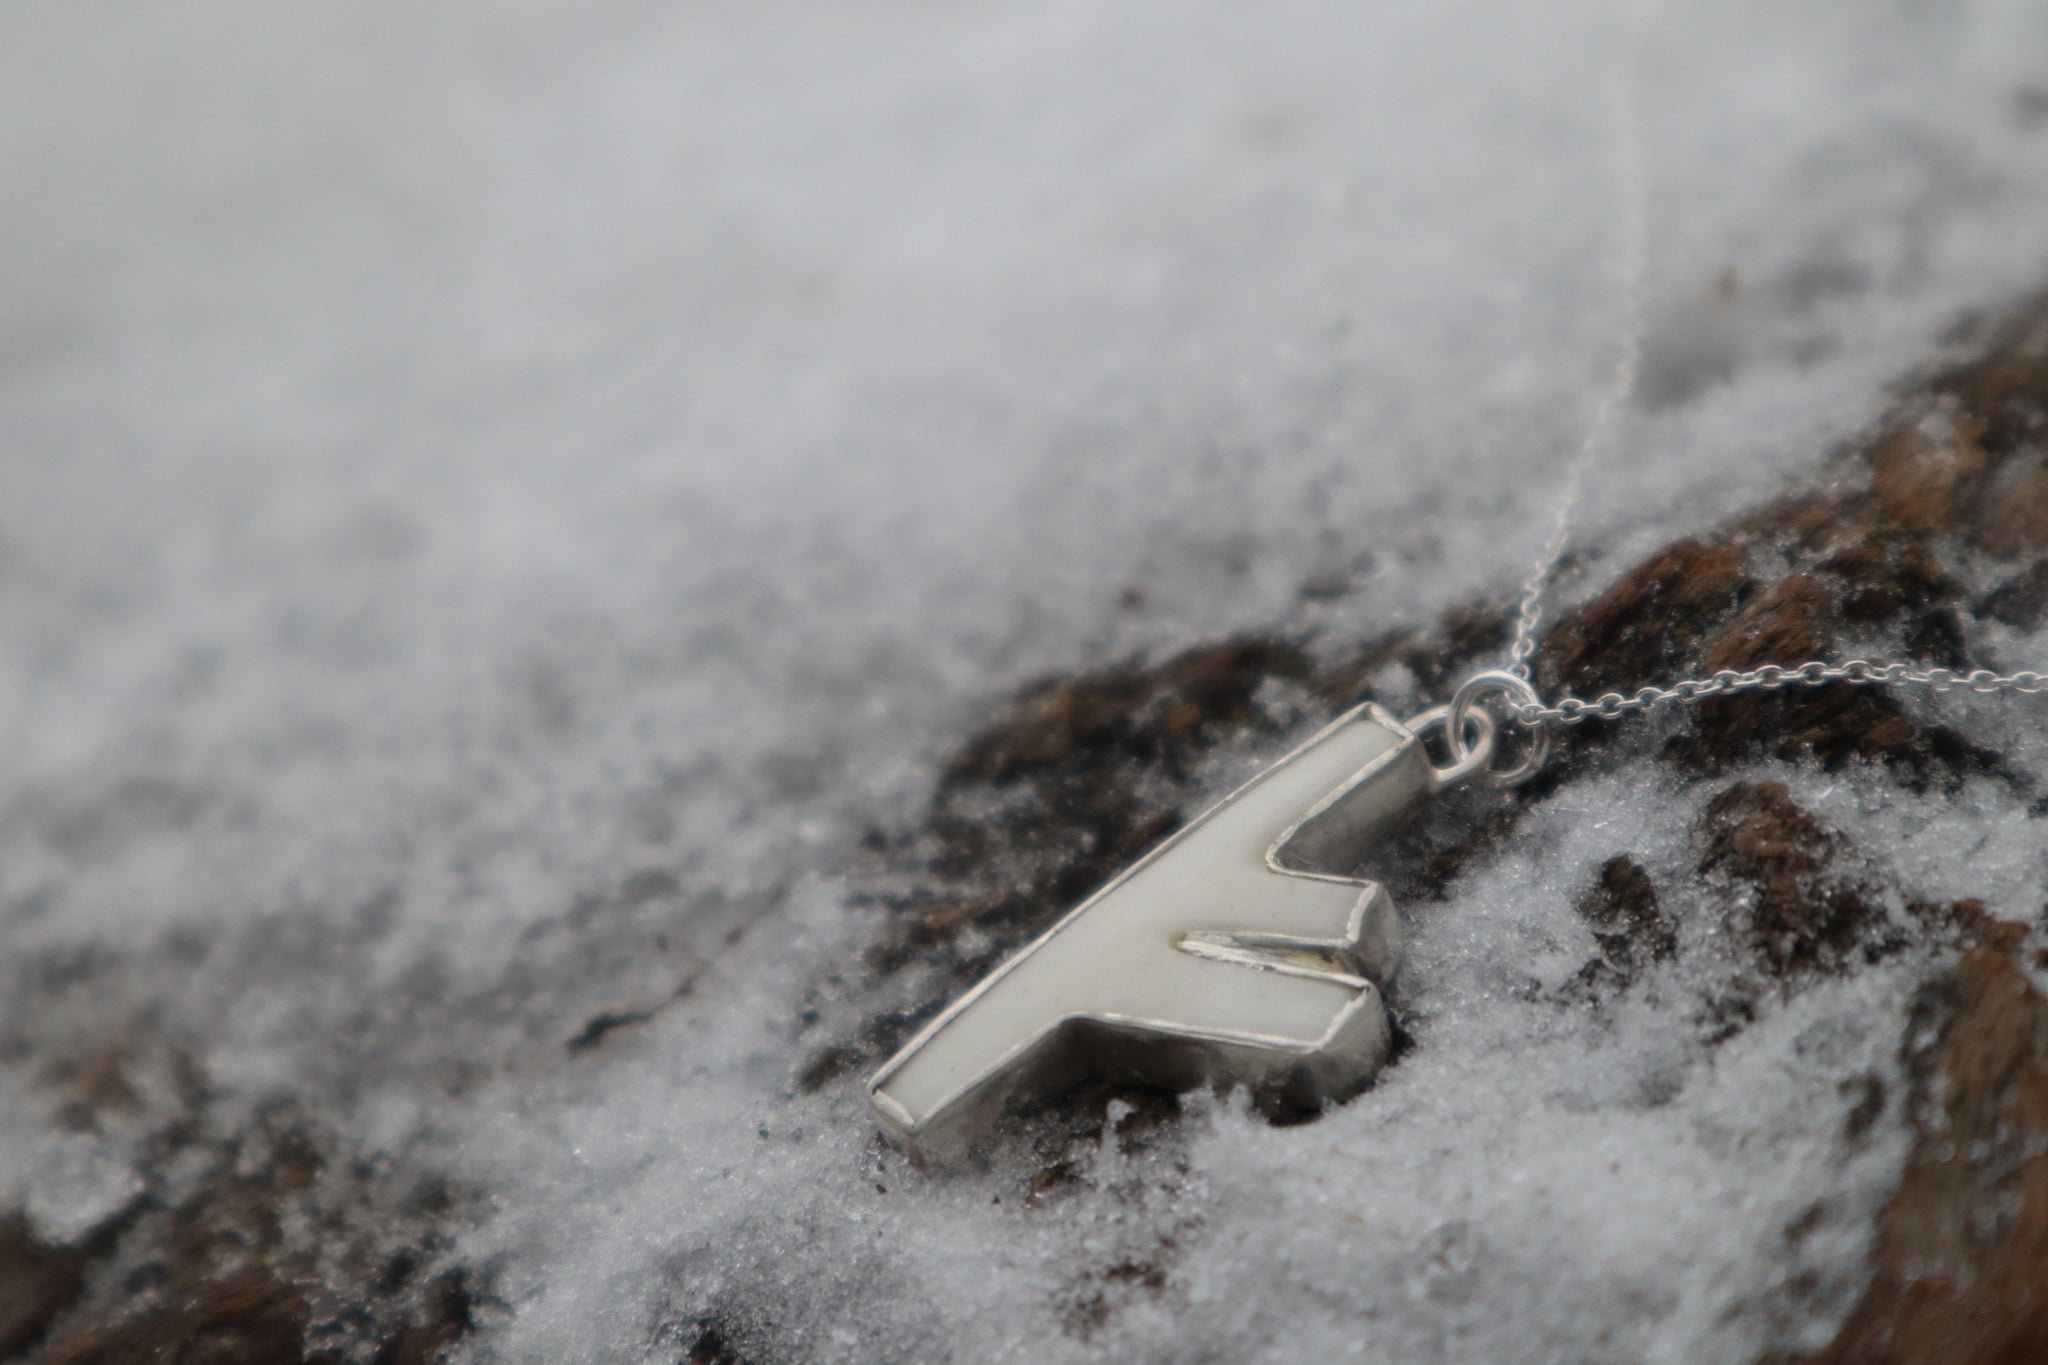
[[869, 985, 1388, 1151]]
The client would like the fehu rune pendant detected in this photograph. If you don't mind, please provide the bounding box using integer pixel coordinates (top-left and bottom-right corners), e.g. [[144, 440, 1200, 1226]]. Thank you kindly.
[[868, 699, 1496, 1157]]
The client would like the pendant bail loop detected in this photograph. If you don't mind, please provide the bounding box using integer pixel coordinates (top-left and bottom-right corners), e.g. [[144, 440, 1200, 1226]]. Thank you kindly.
[[1447, 670, 1553, 788], [1404, 702, 1497, 793]]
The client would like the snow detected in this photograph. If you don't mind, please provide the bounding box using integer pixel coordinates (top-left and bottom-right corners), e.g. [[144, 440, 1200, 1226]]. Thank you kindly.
[[2, 0, 2047, 1360]]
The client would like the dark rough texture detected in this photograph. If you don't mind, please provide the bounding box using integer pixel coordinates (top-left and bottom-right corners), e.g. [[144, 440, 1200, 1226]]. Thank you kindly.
[[1700, 781, 1885, 978], [0, 1219, 89, 1361], [861, 637, 1307, 982], [688, 1321, 754, 1365], [1534, 297, 2048, 788], [3, 1095, 481, 1365], [42, 1273, 310, 1365], [1559, 857, 1673, 1002], [1539, 538, 1754, 699], [1787, 944, 2048, 1365], [1978, 560, 2048, 630]]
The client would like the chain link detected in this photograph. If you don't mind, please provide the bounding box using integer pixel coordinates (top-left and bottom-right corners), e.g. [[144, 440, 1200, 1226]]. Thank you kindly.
[[1505, 0, 1654, 683], [1511, 661, 2048, 730]]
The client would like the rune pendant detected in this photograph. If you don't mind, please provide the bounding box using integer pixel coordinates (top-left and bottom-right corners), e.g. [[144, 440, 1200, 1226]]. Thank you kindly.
[[868, 700, 1491, 1157]]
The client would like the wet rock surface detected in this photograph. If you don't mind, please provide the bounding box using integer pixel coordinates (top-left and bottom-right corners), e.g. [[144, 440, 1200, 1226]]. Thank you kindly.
[[0, 1071, 479, 1365], [1784, 945, 2048, 1365]]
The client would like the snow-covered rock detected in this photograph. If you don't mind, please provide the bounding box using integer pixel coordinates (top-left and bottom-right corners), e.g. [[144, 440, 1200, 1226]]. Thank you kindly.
[[2, 0, 2046, 1361]]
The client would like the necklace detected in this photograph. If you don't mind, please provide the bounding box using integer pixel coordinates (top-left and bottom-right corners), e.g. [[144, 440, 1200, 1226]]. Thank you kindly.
[[865, 4, 2046, 1158]]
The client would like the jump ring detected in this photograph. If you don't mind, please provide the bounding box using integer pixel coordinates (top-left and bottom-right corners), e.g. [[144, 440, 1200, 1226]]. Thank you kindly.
[[1447, 669, 1554, 789], [1404, 703, 1498, 794]]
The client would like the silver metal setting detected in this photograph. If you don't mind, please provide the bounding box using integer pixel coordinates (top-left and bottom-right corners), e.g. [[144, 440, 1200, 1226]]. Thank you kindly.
[[867, 702, 1485, 1158], [1403, 700, 1498, 792], [1447, 670, 1551, 788]]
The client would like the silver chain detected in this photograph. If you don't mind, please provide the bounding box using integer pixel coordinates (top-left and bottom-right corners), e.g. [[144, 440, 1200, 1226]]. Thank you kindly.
[[1505, 0, 1651, 685], [1513, 661, 2048, 729], [1478, 0, 2043, 757]]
